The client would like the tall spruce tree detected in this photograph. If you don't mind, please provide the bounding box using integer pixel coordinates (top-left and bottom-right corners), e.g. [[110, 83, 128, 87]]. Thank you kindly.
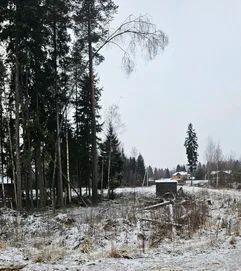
[[147, 166, 154, 179], [100, 122, 123, 198], [195, 162, 205, 180], [136, 154, 145, 182], [0, 0, 33, 209], [73, 0, 118, 204], [73, 74, 102, 195], [44, 0, 72, 207], [184, 123, 199, 177]]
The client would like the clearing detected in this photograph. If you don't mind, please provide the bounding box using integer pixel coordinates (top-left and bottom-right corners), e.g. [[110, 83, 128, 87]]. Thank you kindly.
[[0, 185, 241, 271]]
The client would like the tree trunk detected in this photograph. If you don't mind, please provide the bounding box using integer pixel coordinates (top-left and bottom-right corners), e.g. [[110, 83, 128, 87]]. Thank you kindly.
[[88, 3, 98, 205], [15, 52, 22, 210], [107, 149, 111, 199], [53, 2, 63, 207], [65, 112, 71, 203], [51, 150, 57, 213], [36, 143, 45, 208], [26, 103, 33, 209], [56, 110, 64, 207], [21, 75, 32, 209], [0, 93, 5, 206], [101, 157, 104, 199], [216, 163, 219, 188], [7, 113, 17, 208], [35, 155, 39, 208]]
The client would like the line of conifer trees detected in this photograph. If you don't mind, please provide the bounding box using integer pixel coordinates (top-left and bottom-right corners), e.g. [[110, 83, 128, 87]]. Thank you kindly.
[[0, 0, 168, 209]]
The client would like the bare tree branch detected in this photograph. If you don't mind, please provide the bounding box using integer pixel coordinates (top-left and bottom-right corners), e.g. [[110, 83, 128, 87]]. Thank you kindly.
[[95, 15, 168, 73]]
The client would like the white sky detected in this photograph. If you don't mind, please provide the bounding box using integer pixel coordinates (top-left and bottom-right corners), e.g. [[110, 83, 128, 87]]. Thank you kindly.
[[98, 0, 241, 169]]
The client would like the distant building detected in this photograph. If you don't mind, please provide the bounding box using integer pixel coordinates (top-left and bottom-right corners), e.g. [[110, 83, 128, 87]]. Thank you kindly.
[[171, 171, 190, 182], [210, 170, 232, 176], [210, 170, 232, 186], [147, 178, 155, 186]]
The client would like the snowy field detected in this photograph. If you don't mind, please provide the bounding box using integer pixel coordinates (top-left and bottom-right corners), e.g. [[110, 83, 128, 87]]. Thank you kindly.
[[1, 185, 241, 270]]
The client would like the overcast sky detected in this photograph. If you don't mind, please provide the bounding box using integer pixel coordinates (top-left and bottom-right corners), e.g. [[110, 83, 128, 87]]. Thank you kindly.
[[97, 0, 241, 169]]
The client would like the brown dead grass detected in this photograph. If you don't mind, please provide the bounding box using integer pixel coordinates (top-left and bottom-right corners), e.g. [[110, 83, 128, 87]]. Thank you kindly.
[[80, 239, 92, 254], [0, 240, 7, 250], [108, 242, 130, 258], [31, 245, 65, 263]]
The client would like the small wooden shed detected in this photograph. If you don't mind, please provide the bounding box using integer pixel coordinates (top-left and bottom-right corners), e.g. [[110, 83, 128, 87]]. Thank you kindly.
[[155, 179, 177, 197]]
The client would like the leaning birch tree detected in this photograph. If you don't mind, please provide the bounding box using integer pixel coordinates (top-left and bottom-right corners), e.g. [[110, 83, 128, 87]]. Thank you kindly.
[[74, 0, 168, 204]]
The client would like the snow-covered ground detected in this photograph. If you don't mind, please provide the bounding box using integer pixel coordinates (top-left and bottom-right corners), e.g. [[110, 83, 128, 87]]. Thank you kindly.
[[1, 185, 241, 270]]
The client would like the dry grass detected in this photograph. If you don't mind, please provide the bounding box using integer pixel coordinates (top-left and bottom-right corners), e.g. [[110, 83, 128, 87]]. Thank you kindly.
[[31, 245, 65, 263], [149, 223, 172, 247], [108, 242, 130, 258], [147, 197, 209, 246], [108, 247, 123, 258], [80, 239, 92, 253], [176, 200, 209, 236], [32, 238, 49, 250], [229, 235, 236, 246], [0, 240, 7, 250]]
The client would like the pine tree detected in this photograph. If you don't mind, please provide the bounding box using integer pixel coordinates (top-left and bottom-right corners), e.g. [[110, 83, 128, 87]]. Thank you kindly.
[[136, 154, 145, 183], [0, 0, 167, 210], [0, 0, 73, 208], [100, 122, 123, 198], [73, 0, 118, 204], [184, 123, 199, 176], [44, 0, 72, 207], [195, 162, 205, 180], [164, 168, 170, 178], [176, 165, 181, 172], [0, 0, 30, 209], [73, 74, 102, 195], [147, 166, 154, 179]]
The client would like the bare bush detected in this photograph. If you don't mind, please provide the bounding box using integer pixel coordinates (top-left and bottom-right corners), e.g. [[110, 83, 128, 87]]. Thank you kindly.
[[144, 197, 209, 247], [176, 200, 209, 237]]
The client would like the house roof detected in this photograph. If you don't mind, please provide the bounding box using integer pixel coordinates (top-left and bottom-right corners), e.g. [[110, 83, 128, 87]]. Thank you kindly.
[[211, 170, 232, 175], [173, 171, 188, 176]]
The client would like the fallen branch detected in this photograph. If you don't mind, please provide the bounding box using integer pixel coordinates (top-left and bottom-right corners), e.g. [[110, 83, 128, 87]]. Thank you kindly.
[[0, 264, 26, 271], [143, 201, 173, 210], [179, 211, 192, 220]]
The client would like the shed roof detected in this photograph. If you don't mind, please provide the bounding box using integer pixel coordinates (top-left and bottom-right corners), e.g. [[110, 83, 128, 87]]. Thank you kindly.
[[155, 178, 177, 183]]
